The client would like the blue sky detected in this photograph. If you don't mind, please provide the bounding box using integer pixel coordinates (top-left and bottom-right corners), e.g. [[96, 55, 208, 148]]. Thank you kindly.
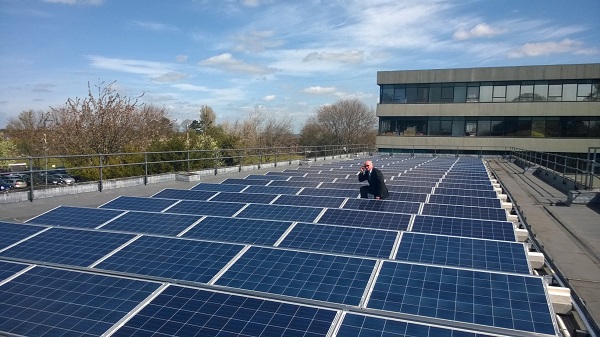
[[1, 0, 599, 131]]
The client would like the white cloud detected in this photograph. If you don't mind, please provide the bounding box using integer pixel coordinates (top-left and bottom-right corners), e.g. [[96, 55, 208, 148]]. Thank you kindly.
[[129, 20, 178, 32], [303, 86, 337, 95], [176, 55, 188, 63], [263, 95, 276, 101], [453, 23, 505, 40], [43, 0, 104, 5], [303, 50, 365, 64], [199, 53, 275, 75], [232, 30, 285, 53], [508, 38, 599, 58], [88, 56, 173, 77], [151, 72, 189, 83]]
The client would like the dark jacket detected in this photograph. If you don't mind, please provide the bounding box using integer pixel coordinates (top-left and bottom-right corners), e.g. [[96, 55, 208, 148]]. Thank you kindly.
[[358, 167, 389, 199]]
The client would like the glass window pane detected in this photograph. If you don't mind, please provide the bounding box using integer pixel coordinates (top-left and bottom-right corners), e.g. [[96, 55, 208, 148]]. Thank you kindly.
[[520, 85, 533, 101], [454, 86, 467, 102], [516, 117, 532, 136], [546, 118, 560, 137], [563, 84, 577, 101], [534, 82, 548, 101], [504, 117, 519, 136], [467, 87, 479, 102], [381, 85, 394, 103], [490, 118, 504, 136], [452, 117, 465, 136], [429, 84, 442, 103], [493, 85, 506, 98], [548, 84, 562, 101], [477, 118, 491, 136], [394, 86, 406, 103], [563, 117, 589, 137], [428, 117, 440, 135], [577, 83, 592, 97], [531, 118, 545, 137], [406, 86, 418, 103], [589, 118, 600, 137], [441, 85, 454, 101], [417, 87, 429, 103], [506, 85, 520, 102], [480, 85, 493, 102], [440, 120, 452, 135], [465, 120, 477, 136], [380, 119, 391, 134]]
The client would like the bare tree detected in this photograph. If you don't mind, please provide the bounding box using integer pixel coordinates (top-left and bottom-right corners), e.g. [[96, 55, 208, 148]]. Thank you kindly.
[[299, 99, 377, 146], [199, 105, 216, 132], [4, 110, 52, 156]]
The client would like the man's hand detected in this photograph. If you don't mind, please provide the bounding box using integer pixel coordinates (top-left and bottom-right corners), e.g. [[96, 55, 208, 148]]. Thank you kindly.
[[375, 196, 380, 200]]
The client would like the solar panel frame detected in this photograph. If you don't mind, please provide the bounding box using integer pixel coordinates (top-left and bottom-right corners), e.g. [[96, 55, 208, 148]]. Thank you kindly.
[[191, 183, 247, 192], [272, 194, 346, 208], [236, 203, 324, 223], [317, 208, 411, 231], [209, 192, 278, 204], [100, 211, 203, 236], [26, 206, 125, 229], [100, 196, 180, 212], [0, 222, 48, 250], [421, 203, 508, 222], [243, 185, 303, 195], [342, 199, 421, 214], [428, 194, 502, 208], [151, 188, 217, 201], [182, 216, 292, 245], [412, 215, 516, 241], [166, 200, 247, 217]]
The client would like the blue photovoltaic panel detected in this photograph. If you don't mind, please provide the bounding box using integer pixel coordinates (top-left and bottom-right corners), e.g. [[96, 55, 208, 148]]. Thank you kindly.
[[236, 203, 323, 223], [434, 187, 498, 199], [210, 191, 277, 204], [421, 203, 507, 222], [191, 183, 247, 192], [245, 174, 289, 180], [272, 194, 345, 208], [367, 261, 556, 335], [96, 236, 243, 283], [26, 206, 124, 229], [151, 188, 217, 201], [243, 185, 302, 195], [437, 182, 494, 191], [0, 228, 135, 267], [338, 313, 496, 337], [268, 180, 322, 188], [317, 208, 411, 231], [222, 178, 269, 186], [288, 176, 335, 182], [428, 194, 501, 208], [300, 187, 359, 198], [0, 267, 160, 337], [0, 222, 46, 250], [279, 223, 397, 258], [114, 286, 337, 337], [167, 200, 246, 217], [101, 211, 202, 236], [387, 186, 434, 194], [342, 199, 421, 214], [182, 216, 291, 245], [267, 170, 306, 176], [412, 215, 516, 241], [386, 192, 428, 203], [100, 196, 179, 212], [396, 232, 530, 274], [0, 260, 29, 282], [215, 246, 376, 305]]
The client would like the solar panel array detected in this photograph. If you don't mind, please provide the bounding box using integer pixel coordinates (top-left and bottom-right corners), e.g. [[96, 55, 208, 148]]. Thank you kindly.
[[0, 155, 561, 336]]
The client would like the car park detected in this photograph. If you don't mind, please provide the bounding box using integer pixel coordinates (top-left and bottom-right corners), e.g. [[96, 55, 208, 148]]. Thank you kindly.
[[48, 173, 76, 185], [0, 178, 27, 189], [0, 181, 11, 193]]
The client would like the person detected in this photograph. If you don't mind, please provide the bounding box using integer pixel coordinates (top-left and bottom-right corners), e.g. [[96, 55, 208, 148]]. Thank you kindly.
[[358, 160, 389, 200]]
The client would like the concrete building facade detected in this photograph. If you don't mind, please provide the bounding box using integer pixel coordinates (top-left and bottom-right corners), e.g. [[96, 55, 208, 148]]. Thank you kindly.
[[376, 63, 600, 155]]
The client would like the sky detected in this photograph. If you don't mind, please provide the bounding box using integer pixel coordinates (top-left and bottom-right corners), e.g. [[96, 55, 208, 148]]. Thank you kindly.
[[1, 0, 599, 132]]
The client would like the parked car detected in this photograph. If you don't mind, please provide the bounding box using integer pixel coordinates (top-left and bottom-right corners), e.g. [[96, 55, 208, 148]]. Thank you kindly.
[[0, 178, 27, 189], [48, 173, 76, 185], [0, 181, 11, 193]]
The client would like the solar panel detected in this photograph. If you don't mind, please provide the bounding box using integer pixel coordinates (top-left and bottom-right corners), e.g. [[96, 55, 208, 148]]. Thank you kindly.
[[272, 194, 345, 208], [428, 194, 501, 208], [412, 215, 516, 241], [114, 285, 337, 337], [267, 170, 306, 176], [167, 200, 246, 217], [152, 188, 216, 201], [245, 174, 290, 180], [434, 187, 498, 199], [268, 180, 321, 188], [182, 216, 291, 245], [26, 206, 124, 229], [278, 222, 398, 258], [101, 211, 202, 236], [243, 185, 302, 195], [222, 178, 269, 186], [100, 196, 179, 212], [0, 266, 161, 337], [0, 228, 135, 267], [317, 208, 411, 231], [0, 260, 29, 281], [437, 182, 494, 191], [367, 261, 556, 335], [396, 232, 530, 274], [342, 199, 421, 214], [421, 203, 507, 222], [386, 192, 428, 203], [191, 183, 247, 192], [300, 187, 359, 198], [214, 246, 376, 305], [236, 203, 323, 223], [0, 222, 47, 250], [96, 236, 244, 283], [210, 191, 277, 204]]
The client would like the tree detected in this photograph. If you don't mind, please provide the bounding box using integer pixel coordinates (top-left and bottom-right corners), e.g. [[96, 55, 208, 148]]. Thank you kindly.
[[199, 105, 216, 133], [4, 110, 52, 157], [0, 132, 20, 166], [299, 99, 377, 146]]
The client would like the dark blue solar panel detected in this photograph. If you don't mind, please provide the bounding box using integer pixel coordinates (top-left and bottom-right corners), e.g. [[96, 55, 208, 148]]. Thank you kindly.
[[101, 211, 202, 236], [114, 286, 337, 337], [279, 223, 397, 258], [428, 194, 501, 208], [0, 267, 160, 337], [152, 188, 217, 201], [267, 170, 306, 176], [317, 208, 411, 231], [222, 178, 269, 185], [272, 194, 345, 208], [0, 228, 135, 267], [210, 192, 277, 204], [299, 187, 359, 198], [386, 192, 428, 203], [437, 182, 494, 191], [26, 206, 124, 229], [96, 236, 243, 283], [245, 174, 289, 180], [412, 215, 516, 241], [421, 203, 507, 221], [0, 260, 29, 281], [100, 196, 179, 212], [215, 247, 376, 305], [167, 200, 246, 217], [342, 199, 421, 214], [0, 222, 46, 249], [268, 180, 321, 188], [236, 203, 323, 223], [396, 232, 530, 274], [368, 262, 556, 335], [182, 216, 291, 245], [243, 185, 302, 195], [339, 313, 495, 337], [191, 183, 247, 192], [434, 187, 498, 199]]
